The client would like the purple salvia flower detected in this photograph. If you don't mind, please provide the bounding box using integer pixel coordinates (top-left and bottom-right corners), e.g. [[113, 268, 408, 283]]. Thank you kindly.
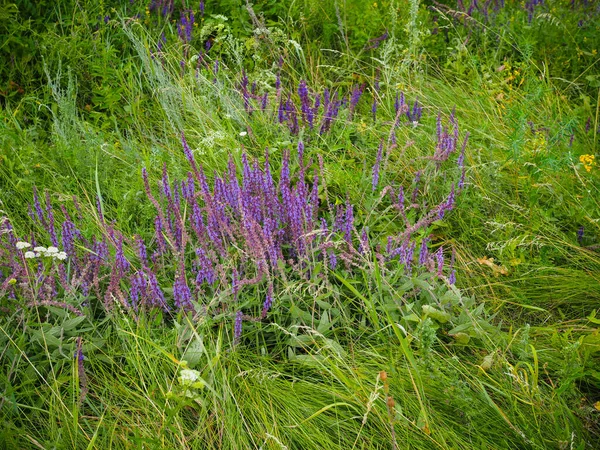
[[154, 215, 167, 254], [136, 235, 148, 268], [195, 247, 216, 285], [372, 140, 383, 191], [349, 85, 363, 118], [405, 240, 416, 274], [161, 163, 172, 199], [32, 187, 46, 226], [435, 247, 444, 277], [199, 1, 205, 15], [343, 197, 354, 244], [371, 97, 377, 122], [261, 284, 274, 318], [275, 74, 281, 90], [406, 98, 422, 122], [397, 186, 405, 211], [418, 237, 429, 266], [147, 269, 167, 310], [298, 80, 310, 122], [328, 250, 338, 269], [577, 226, 584, 244], [61, 219, 77, 258], [234, 310, 243, 344], [457, 132, 469, 168], [261, 92, 268, 111], [129, 271, 144, 310], [297, 140, 305, 166], [359, 227, 369, 255], [412, 171, 422, 203], [173, 270, 194, 311], [458, 167, 466, 191], [115, 234, 130, 275], [278, 99, 285, 123], [449, 270, 456, 285]]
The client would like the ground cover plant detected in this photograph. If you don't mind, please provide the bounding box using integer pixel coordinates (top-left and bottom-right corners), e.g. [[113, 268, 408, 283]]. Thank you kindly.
[[1, 0, 599, 449]]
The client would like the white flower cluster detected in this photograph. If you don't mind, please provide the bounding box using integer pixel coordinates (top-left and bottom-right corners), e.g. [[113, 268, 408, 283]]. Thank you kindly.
[[16, 242, 67, 261]]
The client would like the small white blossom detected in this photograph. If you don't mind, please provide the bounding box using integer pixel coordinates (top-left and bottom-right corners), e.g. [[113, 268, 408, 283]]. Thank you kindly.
[[33, 246, 47, 253], [412, 121, 419, 128], [16, 242, 31, 250], [46, 246, 59, 254], [24, 251, 36, 259], [239, 131, 248, 137], [179, 369, 201, 385], [54, 252, 68, 261]]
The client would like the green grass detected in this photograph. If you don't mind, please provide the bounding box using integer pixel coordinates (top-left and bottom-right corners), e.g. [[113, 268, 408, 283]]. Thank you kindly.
[[1, 0, 600, 448]]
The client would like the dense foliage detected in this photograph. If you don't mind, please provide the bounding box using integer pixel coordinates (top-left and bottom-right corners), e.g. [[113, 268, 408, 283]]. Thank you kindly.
[[1, 1, 599, 449]]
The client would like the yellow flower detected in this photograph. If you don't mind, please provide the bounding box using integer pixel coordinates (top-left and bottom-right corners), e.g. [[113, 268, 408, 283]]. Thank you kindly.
[[580, 154, 595, 172]]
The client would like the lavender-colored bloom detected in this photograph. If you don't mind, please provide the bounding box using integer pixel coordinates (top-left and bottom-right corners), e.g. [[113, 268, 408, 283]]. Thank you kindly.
[[297, 141, 305, 166], [458, 168, 466, 191], [261, 92, 268, 111], [349, 85, 363, 118], [234, 310, 243, 343], [364, 30, 389, 50], [394, 92, 405, 115], [61, 219, 77, 258], [195, 247, 216, 285], [457, 132, 469, 168], [200, 1, 205, 15], [214, 59, 219, 76], [577, 226, 584, 244], [405, 241, 415, 274], [406, 98, 422, 122], [449, 270, 456, 285], [278, 99, 285, 123], [435, 247, 444, 277], [32, 187, 46, 226], [115, 235, 130, 275], [372, 140, 383, 191], [173, 272, 193, 311], [154, 215, 168, 254], [298, 80, 310, 121], [371, 97, 377, 122], [136, 235, 148, 268], [412, 171, 422, 203], [418, 237, 429, 266], [343, 197, 354, 244], [359, 227, 369, 254], [262, 285, 274, 318]]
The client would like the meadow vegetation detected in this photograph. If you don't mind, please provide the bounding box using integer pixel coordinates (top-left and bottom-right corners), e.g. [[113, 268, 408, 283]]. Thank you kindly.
[[1, 1, 599, 448]]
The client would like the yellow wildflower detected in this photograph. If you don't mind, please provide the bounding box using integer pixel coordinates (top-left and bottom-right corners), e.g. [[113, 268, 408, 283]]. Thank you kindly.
[[580, 154, 595, 172]]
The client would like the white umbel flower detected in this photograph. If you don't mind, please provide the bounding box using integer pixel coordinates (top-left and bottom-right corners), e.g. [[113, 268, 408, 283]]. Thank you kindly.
[[46, 246, 59, 254], [16, 242, 31, 250], [24, 251, 36, 259], [55, 252, 68, 261], [33, 246, 47, 253], [179, 369, 201, 385]]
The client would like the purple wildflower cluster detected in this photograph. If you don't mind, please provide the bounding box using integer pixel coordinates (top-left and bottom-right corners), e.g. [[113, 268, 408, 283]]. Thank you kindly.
[[233, 76, 425, 136], [0, 113, 468, 343]]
